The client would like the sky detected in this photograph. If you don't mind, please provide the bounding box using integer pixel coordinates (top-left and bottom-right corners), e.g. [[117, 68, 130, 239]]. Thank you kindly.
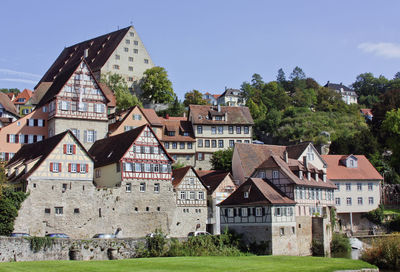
[[1, 0, 400, 99]]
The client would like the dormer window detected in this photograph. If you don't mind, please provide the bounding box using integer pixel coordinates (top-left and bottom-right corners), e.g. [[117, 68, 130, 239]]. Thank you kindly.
[[272, 171, 279, 179], [299, 170, 303, 180], [167, 131, 175, 136], [183, 132, 189, 136]]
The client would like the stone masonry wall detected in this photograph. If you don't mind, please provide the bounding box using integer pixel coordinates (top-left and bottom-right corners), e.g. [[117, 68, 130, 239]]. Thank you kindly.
[[0, 237, 143, 262]]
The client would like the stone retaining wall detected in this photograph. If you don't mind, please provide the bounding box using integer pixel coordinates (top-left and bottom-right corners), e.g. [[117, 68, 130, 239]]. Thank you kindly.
[[0, 237, 144, 262]]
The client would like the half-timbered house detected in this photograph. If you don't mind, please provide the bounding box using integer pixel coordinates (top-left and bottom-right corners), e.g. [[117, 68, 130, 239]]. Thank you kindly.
[[219, 177, 297, 255], [170, 166, 208, 236], [36, 59, 109, 150]]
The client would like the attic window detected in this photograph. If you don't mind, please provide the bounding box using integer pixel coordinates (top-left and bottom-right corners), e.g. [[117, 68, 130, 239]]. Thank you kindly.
[[198, 115, 202, 120], [244, 192, 249, 198]]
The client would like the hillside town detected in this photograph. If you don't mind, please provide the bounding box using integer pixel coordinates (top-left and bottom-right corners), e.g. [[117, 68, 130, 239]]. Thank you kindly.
[[0, 24, 398, 263]]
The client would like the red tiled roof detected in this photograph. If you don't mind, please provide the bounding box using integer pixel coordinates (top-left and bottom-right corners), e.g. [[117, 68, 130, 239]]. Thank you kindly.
[[321, 155, 383, 181], [360, 109, 373, 116], [161, 118, 195, 142], [13, 89, 33, 105], [141, 108, 162, 126], [98, 83, 116, 108], [172, 166, 191, 187], [219, 178, 295, 206], [5, 93, 15, 101], [195, 170, 232, 193]]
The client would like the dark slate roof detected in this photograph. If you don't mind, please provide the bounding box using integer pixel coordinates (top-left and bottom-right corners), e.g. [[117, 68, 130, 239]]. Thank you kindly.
[[219, 88, 241, 97], [35, 26, 131, 89], [325, 82, 356, 95], [219, 178, 295, 206], [89, 124, 172, 168], [6, 131, 91, 182], [36, 59, 110, 108], [195, 170, 232, 193], [172, 166, 191, 187], [188, 105, 254, 125]]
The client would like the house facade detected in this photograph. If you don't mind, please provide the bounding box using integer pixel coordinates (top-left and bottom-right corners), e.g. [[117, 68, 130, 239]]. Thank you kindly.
[[171, 166, 208, 236], [195, 170, 236, 234], [219, 178, 297, 255], [0, 92, 19, 123], [217, 88, 246, 106], [325, 81, 357, 105], [13, 89, 34, 116], [188, 105, 254, 169], [322, 155, 383, 232]]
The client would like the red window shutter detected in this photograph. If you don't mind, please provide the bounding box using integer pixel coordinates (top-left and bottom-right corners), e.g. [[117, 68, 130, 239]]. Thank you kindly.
[[73, 145, 76, 154], [63, 144, 67, 154], [68, 163, 71, 172], [58, 163, 62, 172], [6, 134, 9, 143], [50, 163, 53, 172], [86, 164, 88, 172], [77, 164, 80, 172]]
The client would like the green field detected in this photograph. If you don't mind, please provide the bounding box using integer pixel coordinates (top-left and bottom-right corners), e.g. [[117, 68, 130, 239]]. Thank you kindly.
[[0, 256, 376, 272]]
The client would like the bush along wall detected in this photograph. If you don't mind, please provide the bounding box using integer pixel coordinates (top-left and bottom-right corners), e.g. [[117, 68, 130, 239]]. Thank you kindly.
[[0, 188, 28, 236]]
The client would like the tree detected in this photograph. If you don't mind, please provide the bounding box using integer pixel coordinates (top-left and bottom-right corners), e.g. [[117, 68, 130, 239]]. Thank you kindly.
[[0, 88, 20, 95], [381, 109, 400, 171], [0, 187, 27, 235], [289, 66, 306, 81], [183, 90, 208, 107], [276, 68, 286, 85], [210, 148, 234, 171], [351, 73, 388, 108], [101, 72, 142, 111], [140, 66, 175, 104], [157, 97, 185, 117]]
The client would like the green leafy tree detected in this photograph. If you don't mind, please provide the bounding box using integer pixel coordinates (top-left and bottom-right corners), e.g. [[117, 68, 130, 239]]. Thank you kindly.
[[382, 108, 400, 171], [0, 88, 20, 95], [276, 68, 286, 85], [101, 72, 142, 111], [261, 82, 291, 111], [183, 90, 208, 107], [0, 187, 28, 235], [352, 73, 388, 108], [211, 148, 234, 171], [157, 97, 185, 117], [140, 66, 175, 104]]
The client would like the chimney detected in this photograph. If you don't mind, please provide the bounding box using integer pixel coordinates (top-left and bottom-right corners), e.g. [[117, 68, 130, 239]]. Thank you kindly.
[[84, 48, 89, 58], [283, 150, 289, 163], [303, 156, 308, 170]]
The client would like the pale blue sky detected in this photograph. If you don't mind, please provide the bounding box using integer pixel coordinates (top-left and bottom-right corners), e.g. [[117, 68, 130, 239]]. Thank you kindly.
[[1, 0, 399, 98]]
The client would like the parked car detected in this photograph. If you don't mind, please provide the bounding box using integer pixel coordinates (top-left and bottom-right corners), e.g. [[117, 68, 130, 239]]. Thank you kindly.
[[92, 233, 116, 239], [188, 231, 211, 237], [45, 233, 69, 238], [146, 233, 169, 238], [10, 233, 30, 237]]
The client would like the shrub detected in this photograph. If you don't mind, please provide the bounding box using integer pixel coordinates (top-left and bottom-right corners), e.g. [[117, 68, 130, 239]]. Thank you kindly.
[[145, 230, 167, 257], [361, 234, 400, 269], [387, 215, 400, 232], [362, 205, 384, 225], [311, 240, 324, 256], [330, 233, 351, 254], [26, 237, 54, 253], [0, 188, 28, 236]]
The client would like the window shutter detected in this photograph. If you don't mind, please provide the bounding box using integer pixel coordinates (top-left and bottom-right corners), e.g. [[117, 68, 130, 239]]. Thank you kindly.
[[248, 207, 251, 215], [73, 145, 76, 154], [238, 208, 242, 216], [26, 119, 29, 126], [34, 119, 38, 126], [50, 163, 53, 172], [86, 164, 88, 172], [63, 144, 67, 154], [233, 208, 237, 217], [33, 135, 37, 143], [252, 208, 256, 215], [77, 164, 80, 172], [262, 207, 265, 216], [84, 131, 87, 143], [68, 163, 71, 172], [25, 135, 28, 143], [15, 135, 19, 143], [6, 134, 9, 143], [94, 130, 97, 141], [58, 163, 62, 172]]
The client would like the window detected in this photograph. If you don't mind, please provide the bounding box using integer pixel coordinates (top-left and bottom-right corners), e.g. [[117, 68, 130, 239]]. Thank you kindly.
[[335, 183, 340, 191], [244, 140, 250, 143], [85, 130, 96, 143], [368, 183, 373, 191], [228, 126, 234, 134], [179, 142, 185, 149], [218, 126, 223, 134], [228, 140, 234, 148], [125, 39, 130, 44], [197, 153, 204, 161], [95, 169, 101, 178], [280, 227, 285, 236], [115, 54, 120, 60], [218, 140, 224, 148], [358, 197, 363, 205], [255, 207, 263, 217], [357, 183, 362, 191], [205, 140, 210, 148], [190, 191, 195, 200], [45, 208, 51, 214], [227, 208, 234, 217], [197, 125, 203, 134], [144, 59, 149, 64], [134, 49, 138, 54], [172, 142, 177, 149], [113, 65, 120, 70], [55, 207, 63, 215], [244, 126, 249, 134], [244, 191, 249, 198], [187, 142, 193, 149], [129, 66, 133, 71], [346, 197, 352, 206], [164, 142, 169, 149], [129, 32, 134, 37], [134, 40, 139, 45], [236, 126, 241, 134], [79, 164, 87, 173], [129, 56, 133, 62], [65, 144, 74, 155], [124, 162, 133, 172], [180, 191, 186, 199], [276, 207, 281, 216], [211, 126, 216, 134], [51, 162, 61, 173], [62, 183, 67, 193], [74, 208, 80, 214], [198, 191, 204, 200], [369, 197, 374, 205], [198, 139, 203, 148], [154, 183, 160, 193], [70, 163, 77, 173], [126, 183, 131, 192], [272, 171, 279, 179], [95, 104, 105, 113], [140, 183, 146, 192], [124, 47, 129, 52], [241, 207, 248, 217], [346, 183, 351, 191]]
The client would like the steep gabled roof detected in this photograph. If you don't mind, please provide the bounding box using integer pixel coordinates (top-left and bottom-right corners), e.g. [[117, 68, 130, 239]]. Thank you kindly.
[[188, 105, 254, 125], [219, 178, 295, 206], [36, 59, 110, 108], [13, 89, 33, 105], [171, 166, 206, 188], [28, 82, 52, 106], [321, 155, 383, 181], [0, 92, 19, 117], [6, 130, 91, 182], [35, 26, 131, 89], [195, 170, 232, 193], [325, 82, 357, 95]]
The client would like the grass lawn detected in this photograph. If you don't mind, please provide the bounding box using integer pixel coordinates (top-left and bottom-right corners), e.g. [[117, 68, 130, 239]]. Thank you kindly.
[[383, 208, 400, 216], [0, 256, 376, 272]]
